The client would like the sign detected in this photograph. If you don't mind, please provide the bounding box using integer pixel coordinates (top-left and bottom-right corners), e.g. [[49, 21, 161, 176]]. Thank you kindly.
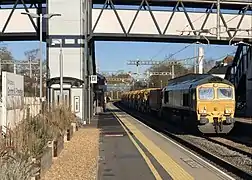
[[2, 72, 24, 109], [90, 75, 97, 84], [74, 96, 80, 112], [1, 72, 24, 132]]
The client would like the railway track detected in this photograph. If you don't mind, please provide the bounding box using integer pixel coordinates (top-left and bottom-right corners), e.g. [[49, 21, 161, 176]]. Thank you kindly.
[[114, 102, 252, 180], [205, 136, 252, 159]]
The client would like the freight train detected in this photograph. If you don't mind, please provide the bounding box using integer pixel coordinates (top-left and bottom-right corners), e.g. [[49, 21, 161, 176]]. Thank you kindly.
[[121, 74, 236, 134]]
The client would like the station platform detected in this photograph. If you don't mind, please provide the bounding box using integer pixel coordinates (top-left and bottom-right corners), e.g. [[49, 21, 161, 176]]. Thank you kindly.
[[96, 103, 235, 180], [235, 117, 252, 124]]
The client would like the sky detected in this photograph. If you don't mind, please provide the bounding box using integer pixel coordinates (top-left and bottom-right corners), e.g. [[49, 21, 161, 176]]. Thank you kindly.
[[1, 40, 237, 77]]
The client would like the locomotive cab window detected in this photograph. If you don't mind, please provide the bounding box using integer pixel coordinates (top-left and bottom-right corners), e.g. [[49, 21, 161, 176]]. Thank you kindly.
[[198, 87, 214, 100], [217, 87, 233, 99]]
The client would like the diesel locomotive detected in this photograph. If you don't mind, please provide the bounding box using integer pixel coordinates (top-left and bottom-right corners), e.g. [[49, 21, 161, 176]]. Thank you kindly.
[[121, 74, 236, 134]]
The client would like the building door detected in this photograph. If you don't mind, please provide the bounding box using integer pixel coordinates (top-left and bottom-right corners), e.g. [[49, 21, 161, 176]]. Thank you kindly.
[[53, 89, 70, 107]]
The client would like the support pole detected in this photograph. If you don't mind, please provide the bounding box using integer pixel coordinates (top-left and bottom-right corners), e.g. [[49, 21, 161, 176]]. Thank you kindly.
[[29, 57, 32, 78], [39, 14, 43, 102], [194, 45, 197, 73], [59, 42, 63, 102], [217, 0, 221, 40], [136, 64, 139, 81], [13, 63, 16, 74], [198, 47, 204, 74], [0, 58, 2, 76], [83, 0, 89, 124], [88, 76, 91, 124], [171, 64, 175, 79]]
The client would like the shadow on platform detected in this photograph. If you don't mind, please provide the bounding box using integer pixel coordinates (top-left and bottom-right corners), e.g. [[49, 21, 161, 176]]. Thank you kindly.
[[96, 109, 128, 137]]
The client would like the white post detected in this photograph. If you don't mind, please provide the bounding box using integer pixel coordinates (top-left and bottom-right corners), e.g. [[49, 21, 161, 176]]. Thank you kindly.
[[217, 0, 221, 40], [13, 63, 16, 74], [59, 41, 63, 102], [198, 47, 204, 74], [39, 14, 43, 102], [171, 64, 175, 78], [29, 57, 32, 78], [88, 76, 91, 124]]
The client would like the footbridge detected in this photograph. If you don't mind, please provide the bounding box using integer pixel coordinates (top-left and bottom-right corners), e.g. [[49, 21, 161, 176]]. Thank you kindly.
[[0, 0, 252, 122]]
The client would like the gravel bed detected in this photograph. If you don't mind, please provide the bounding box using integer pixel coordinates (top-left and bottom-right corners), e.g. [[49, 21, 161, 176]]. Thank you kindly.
[[178, 134, 252, 174], [211, 137, 252, 154], [42, 128, 100, 180], [229, 136, 252, 146]]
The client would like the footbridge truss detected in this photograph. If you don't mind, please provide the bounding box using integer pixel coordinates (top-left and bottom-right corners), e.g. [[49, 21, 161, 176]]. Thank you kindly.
[[0, 0, 46, 41], [91, 0, 252, 44], [1, 0, 252, 43]]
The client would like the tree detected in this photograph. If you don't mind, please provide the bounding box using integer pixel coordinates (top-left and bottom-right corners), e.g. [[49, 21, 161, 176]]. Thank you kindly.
[[0, 46, 14, 72], [147, 60, 192, 88], [204, 58, 216, 73]]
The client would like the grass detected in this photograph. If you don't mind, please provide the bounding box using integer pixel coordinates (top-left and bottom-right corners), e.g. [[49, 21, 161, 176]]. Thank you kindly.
[[0, 101, 77, 179]]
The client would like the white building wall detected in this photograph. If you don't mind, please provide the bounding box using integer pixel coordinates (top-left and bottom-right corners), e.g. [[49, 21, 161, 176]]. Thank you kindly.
[[47, 0, 84, 80]]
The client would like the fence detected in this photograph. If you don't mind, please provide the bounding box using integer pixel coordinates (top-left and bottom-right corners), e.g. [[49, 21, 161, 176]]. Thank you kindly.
[[0, 97, 44, 132]]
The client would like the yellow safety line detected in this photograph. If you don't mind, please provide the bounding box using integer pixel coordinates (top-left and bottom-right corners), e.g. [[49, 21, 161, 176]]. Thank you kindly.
[[112, 112, 163, 180], [114, 111, 194, 180]]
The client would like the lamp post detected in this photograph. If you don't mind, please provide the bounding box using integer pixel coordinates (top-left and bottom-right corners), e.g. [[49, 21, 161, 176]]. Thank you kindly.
[[193, 41, 207, 73], [21, 12, 61, 104], [52, 40, 63, 103]]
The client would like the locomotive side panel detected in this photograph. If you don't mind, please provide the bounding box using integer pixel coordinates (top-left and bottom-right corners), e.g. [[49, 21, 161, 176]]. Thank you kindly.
[[162, 88, 193, 113], [149, 89, 162, 111]]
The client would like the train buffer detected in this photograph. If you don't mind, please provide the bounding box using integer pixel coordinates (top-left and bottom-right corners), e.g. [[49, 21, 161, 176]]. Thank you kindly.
[[96, 103, 235, 180]]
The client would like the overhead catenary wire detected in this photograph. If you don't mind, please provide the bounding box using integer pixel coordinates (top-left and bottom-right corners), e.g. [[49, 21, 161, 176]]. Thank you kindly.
[[149, 3, 246, 62]]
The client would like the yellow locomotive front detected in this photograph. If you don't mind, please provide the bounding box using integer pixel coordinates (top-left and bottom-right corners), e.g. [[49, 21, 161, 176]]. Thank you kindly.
[[196, 82, 235, 134]]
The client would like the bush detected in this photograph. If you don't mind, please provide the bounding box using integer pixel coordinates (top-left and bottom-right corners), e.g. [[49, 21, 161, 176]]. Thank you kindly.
[[0, 104, 77, 179], [0, 148, 39, 180]]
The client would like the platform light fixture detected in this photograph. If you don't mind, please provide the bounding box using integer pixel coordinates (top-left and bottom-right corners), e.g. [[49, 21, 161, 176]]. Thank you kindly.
[[21, 12, 61, 104], [227, 28, 252, 45], [231, 41, 252, 47], [51, 39, 63, 103], [178, 29, 210, 45]]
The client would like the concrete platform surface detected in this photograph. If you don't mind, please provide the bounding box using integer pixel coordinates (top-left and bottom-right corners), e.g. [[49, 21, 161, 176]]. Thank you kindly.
[[97, 111, 159, 180], [98, 103, 236, 180]]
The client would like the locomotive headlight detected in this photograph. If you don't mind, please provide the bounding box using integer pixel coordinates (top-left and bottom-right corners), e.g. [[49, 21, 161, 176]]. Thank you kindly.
[[224, 109, 232, 114], [199, 106, 207, 114], [200, 109, 207, 114]]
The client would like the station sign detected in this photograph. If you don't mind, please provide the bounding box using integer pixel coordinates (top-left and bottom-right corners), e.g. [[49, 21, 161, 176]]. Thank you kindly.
[[90, 75, 97, 84]]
